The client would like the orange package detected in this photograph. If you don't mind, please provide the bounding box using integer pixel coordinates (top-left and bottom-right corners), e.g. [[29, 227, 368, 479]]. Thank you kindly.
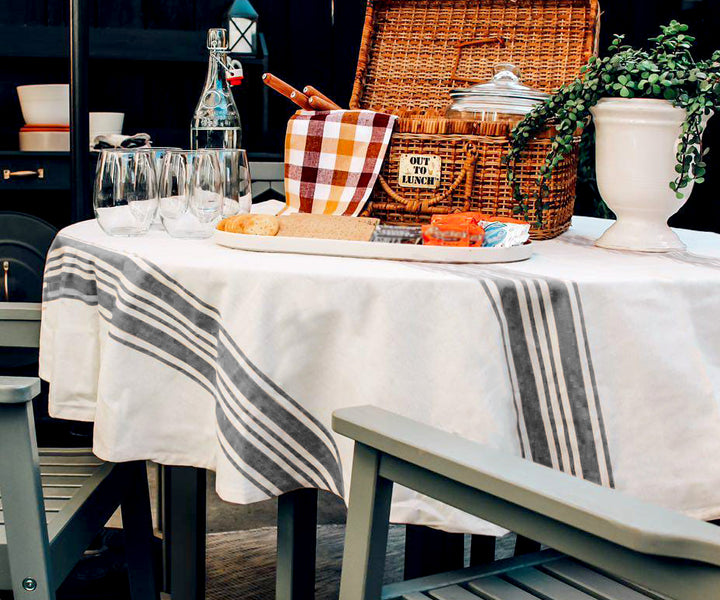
[[422, 220, 485, 247]]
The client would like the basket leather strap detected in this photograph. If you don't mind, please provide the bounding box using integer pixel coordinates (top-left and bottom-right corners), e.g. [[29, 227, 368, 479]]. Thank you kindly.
[[376, 144, 479, 213]]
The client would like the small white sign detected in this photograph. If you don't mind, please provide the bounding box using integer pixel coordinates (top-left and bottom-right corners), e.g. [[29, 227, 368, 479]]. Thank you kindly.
[[398, 154, 442, 189]]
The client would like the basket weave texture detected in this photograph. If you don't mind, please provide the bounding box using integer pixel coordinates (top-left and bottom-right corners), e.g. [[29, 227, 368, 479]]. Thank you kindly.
[[350, 0, 599, 239]]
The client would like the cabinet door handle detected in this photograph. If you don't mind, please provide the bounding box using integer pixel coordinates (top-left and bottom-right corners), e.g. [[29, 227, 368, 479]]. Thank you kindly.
[[3, 168, 45, 180], [2, 261, 9, 302]]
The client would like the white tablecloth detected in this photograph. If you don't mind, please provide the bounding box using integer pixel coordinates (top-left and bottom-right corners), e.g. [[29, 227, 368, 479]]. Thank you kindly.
[[39, 216, 720, 535]]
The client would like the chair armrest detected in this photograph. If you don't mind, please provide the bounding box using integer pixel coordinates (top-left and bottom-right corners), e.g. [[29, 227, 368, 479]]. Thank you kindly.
[[333, 405, 720, 568], [0, 302, 42, 321], [0, 302, 42, 349], [0, 377, 41, 404]]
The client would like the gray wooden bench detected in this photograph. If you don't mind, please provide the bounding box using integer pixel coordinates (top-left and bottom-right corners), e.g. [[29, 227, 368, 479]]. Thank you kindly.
[[1, 302, 158, 600], [0, 377, 158, 600], [334, 406, 720, 600]]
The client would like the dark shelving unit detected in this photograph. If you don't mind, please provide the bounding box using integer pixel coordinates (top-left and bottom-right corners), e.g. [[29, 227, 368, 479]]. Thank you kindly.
[[0, 25, 268, 64]]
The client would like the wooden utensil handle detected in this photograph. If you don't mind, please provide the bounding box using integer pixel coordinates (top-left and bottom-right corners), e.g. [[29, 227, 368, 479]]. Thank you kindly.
[[303, 86, 342, 109], [290, 91, 313, 110], [262, 73, 312, 109], [308, 95, 339, 111]]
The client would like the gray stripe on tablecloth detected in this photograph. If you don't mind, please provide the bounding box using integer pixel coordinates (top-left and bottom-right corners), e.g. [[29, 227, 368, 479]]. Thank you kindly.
[[109, 249, 343, 485], [44, 271, 97, 298], [47, 237, 219, 333], [217, 335, 344, 493], [532, 279, 577, 476], [47, 257, 221, 388], [412, 262, 614, 486], [109, 298, 325, 492], [215, 371, 335, 491], [572, 282, 614, 487], [521, 278, 564, 470], [137, 252, 344, 475], [476, 279, 528, 457], [217, 438, 274, 497], [108, 331, 215, 397], [216, 404, 305, 493], [218, 330, 344, 469], [43, 290, 99, 306], [46, 253, 218, 364], [484, 269, 609, 484], [484, 273, 554, 467], [44, 236, 345, 498], [544, 279, 602, 483]]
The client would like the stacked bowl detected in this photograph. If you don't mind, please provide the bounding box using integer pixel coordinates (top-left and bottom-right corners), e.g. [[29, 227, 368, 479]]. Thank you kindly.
[[17, 84, 70, 152]]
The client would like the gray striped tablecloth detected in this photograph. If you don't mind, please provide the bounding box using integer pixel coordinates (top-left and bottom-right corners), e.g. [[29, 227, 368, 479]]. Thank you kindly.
[[40, 217, 720, 534]]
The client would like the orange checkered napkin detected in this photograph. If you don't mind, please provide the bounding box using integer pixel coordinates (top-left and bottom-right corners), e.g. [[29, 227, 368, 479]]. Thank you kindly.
[[283, 110, 397, 216]]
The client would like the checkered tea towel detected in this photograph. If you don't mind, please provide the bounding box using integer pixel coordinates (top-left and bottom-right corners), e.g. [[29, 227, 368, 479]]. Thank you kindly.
[[283, 110, 397, 216]]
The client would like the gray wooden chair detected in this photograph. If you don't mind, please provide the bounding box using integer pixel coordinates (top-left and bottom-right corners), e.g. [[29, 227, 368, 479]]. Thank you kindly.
[[334, 406, 720, 600], [1, 304, 158, 600]]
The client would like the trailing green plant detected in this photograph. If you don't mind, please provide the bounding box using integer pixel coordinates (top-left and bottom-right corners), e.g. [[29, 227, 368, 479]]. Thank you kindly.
[[507, 21, 720, 226]]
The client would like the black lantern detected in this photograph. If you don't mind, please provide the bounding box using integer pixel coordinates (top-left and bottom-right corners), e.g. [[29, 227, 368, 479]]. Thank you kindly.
[[226, 0, 259, 56]]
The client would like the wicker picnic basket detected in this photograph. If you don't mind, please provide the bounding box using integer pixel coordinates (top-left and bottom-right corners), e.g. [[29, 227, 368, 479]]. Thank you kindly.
[[350, 0, 600, 239]]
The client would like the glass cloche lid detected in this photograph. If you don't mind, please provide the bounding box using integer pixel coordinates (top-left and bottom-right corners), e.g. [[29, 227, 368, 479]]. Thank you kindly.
[[448, 63, 550, 116]]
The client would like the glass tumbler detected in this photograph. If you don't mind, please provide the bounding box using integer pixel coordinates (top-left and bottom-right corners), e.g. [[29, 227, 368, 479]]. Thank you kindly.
[[93, 149, 158, 237], [137, 147, 182, 229], [215, 149, 252, 218], [159, 150, 223, 239]]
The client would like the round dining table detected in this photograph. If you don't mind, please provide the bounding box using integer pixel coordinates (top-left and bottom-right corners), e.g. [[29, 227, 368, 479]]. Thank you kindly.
[[39, 215, 720, 598]]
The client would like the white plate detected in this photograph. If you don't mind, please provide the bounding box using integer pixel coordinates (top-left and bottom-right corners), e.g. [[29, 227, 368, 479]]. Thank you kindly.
[[214, 230, 533, 263], [19, 131, 70, 152]]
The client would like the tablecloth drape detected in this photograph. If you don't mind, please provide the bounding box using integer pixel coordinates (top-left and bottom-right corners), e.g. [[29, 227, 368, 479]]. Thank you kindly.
[[40, 217, 720, 535]]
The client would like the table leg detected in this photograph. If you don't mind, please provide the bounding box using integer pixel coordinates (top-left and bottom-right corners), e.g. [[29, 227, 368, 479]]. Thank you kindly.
[[514, 535, 542, 556], [163, 466, 207, 600], [470, 535, 496, 566], [276, 488, 318, 600], [404, 525, 464, 579]]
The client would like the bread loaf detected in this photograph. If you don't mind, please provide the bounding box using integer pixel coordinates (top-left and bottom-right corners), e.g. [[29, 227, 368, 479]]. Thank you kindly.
[[278, 214, 379, 241], [219, 214, 280, 236]]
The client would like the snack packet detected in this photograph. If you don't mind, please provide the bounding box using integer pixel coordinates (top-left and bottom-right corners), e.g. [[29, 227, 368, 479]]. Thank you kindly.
[[371, 224, 423, 244], [434, 212, 530, 248], [422, 216, 485, 247]]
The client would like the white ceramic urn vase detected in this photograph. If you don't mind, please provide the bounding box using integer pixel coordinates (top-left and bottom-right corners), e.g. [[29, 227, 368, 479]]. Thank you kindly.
[[590, 98, 708, 252]]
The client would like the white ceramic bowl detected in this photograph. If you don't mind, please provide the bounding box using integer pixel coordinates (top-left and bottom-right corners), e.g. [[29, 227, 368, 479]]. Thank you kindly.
[[17, 84, 69, 125], [90, 112, 125, 143], [19, 131, 70, 152]]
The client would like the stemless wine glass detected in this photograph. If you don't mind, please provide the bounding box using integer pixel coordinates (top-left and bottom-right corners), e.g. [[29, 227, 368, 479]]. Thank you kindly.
[[159, 150, 223, 239], [215, 149, 252, 218], [137, 147, 182, 229], [93, 149, 158, 236]]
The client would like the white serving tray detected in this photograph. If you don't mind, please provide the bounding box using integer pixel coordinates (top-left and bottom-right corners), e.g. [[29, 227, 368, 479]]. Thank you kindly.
[[214, 230, 533, 263]]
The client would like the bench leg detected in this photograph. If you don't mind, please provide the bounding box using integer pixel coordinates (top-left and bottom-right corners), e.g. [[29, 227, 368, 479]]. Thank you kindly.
[[121, 461, 159, 600], [276, 488, 318, 600], [339, 443, 393, 600], [0, 402, 54, 600]]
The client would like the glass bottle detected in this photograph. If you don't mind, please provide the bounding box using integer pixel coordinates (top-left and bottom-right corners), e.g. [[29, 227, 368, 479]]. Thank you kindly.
[[191, 28, 242, 149]]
